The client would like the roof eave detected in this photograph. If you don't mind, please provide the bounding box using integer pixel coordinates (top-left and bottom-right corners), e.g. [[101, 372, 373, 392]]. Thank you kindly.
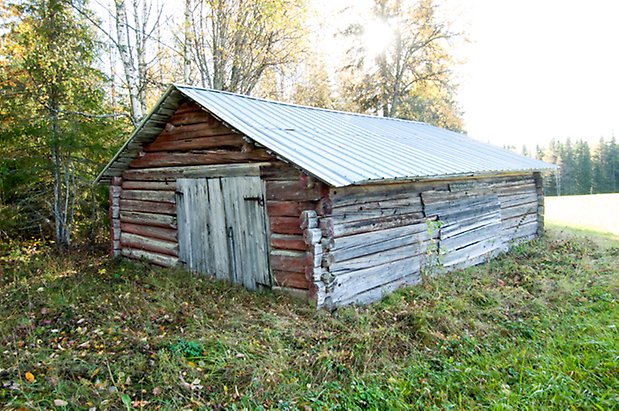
[[94, 84, 183, 185]]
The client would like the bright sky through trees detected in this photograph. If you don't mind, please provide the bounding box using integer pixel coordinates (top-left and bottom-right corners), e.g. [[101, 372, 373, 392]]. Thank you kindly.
[[313, 0, 619, 147]]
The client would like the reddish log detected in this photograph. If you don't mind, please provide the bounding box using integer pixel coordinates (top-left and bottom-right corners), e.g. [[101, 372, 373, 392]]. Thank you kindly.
[[269, 216, 303, 235], [121, 222, 177, 242], [266, 181, 322, 201], [270, 253, 306, 272], [144, 134, 245, 152], [273, 270, 310, 290], [129, 151, 272, 168], [119, 199, 176, 215], [169, 108, 220, 126], [121, 180, 175, 191], [267, 200, 316, 217], [270, 234, 306, 251]]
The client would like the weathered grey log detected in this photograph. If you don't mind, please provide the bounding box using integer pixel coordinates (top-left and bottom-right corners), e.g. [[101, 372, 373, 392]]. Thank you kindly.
[[121, 247, 179, 268], [121, 189, 176, 203], [121, 232, 179, 257], [120, 211, 177, 229], [320, 212, 426, 238], [121, 222, 177, 242], [122, 163, 268, 181], [121, 180, 176, 191]]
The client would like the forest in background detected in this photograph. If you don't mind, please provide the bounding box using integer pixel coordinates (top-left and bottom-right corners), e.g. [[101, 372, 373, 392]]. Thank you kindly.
[[0, 0, 617, 248], [519, 137, 619, 196]]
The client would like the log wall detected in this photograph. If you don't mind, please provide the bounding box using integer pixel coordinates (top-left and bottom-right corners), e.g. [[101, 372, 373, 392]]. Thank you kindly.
[[116, 101, 323, 297], [315, 174, 543, 308]]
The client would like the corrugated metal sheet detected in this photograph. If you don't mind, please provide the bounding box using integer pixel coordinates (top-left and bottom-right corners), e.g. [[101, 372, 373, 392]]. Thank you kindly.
[[97, 84, 557, 186]]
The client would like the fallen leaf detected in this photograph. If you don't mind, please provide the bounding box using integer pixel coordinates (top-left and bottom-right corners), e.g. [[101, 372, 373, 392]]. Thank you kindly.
[[54, 399, 68, 406], [25, 372, 35, 383], [152, 386, 161, 396]]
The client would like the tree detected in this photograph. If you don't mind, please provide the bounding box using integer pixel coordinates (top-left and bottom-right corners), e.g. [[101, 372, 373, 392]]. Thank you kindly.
[[182, 0, 306, 95], [341, 0, 462, 130], [573, 139, 592, 194], [0, 0, 126, 246]]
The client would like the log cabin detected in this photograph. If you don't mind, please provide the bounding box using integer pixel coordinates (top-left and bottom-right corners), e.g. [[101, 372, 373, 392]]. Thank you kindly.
[[96, 84, 558, 309]]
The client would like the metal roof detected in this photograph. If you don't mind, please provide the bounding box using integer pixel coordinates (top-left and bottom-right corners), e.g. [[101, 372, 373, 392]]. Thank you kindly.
[[96, 84, 558, 187]]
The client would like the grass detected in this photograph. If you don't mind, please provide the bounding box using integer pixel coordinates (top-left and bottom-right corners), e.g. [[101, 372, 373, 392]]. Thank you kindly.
[[0, 230, 618, 410], [546, 193, 619, 241]]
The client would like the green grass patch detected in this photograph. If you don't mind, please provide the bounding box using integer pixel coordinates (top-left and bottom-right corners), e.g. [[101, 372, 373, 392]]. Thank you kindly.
[[0, 231, 617, 409]]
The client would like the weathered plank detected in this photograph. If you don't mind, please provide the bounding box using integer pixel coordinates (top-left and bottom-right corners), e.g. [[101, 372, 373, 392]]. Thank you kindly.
[[121, 180, 176, 191], [122, 163, 267, 181], [121, 247, 179, 268], [121, 232, 179, 257], [327, 228, 430, 263], [120, 189, 176, 203], [129, 150, 272, 168], [119, 199, 176, 215], [121, 222, 177, 242], [144, 134, 245, 152], [321, 212, 426, 238], [440, 221, 503, 251], [169, 107, 223, 126], [327, 242, 427, 273], [334, 273, 421, 307], [330, 182, 444, 207], [120, 211, 177, 229], [330, 256, 422, 304], [326, 222, 429, 253]]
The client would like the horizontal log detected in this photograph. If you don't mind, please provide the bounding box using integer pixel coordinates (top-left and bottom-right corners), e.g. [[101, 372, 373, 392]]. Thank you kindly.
[[500, 203, 538, 220], [441, 237, 505, 268], [440, 221, 503, 252], [269, 216, 302, 235], [270, 234, 306, 251], [334, 273, 421, 307], [499, 193, 538, 208], [440, 212, 502, 239], [266, 200, 317, 217], [119, 199, 176, 215], [121, 222, 177, 242], [121, 232, 179, 257], [121, 247, 179, 268], [327, 229, 430, 264], [259, 163, 302, 181], [121, 180, 176, 191], [327, 242, 426, 272], [144, 134, 245, 152], [330, 182, 443, 207], [120, 189, 176, 203], [270, 252, 306, 272], [501, 213, 537, 230], [169, 108, 223, 126], [129, 150, 272, 168], [120, 211, 177, 229], [122, 163, 267, 181], [327, 222, 429, 253], [265, 181, 323, 201], [330, 255, 422, 304], [273, 270, 310, 290], [332, 196, 423, 213], [321, 212, 426, 238]]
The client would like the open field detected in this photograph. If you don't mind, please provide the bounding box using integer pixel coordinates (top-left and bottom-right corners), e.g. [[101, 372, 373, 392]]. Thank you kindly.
[[545, 193, 619, 243], [0, 229, 617, 410]]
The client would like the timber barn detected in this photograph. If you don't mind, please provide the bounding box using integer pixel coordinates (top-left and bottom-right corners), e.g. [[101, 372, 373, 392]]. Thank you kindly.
[[96, 84, 557, 309]]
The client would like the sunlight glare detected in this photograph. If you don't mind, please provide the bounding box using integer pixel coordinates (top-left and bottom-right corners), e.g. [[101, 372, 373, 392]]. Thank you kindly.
[[363, 19, 393, 58]]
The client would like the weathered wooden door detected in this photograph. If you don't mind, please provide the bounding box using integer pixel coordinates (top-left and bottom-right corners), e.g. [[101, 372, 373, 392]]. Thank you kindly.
[[176, 176, 271, 290]]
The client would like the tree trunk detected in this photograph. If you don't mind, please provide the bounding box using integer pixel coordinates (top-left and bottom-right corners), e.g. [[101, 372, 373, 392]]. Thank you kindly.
[[114, 0, 143, 123]]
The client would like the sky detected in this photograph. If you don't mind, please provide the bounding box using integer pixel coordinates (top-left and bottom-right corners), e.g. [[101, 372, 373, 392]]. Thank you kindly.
[[453, 0, 619, 148], [312, 0, 619, 149]]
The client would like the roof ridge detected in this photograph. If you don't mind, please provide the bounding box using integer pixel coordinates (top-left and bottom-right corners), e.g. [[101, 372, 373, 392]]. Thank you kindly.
[[172, 83, 428, 126]]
